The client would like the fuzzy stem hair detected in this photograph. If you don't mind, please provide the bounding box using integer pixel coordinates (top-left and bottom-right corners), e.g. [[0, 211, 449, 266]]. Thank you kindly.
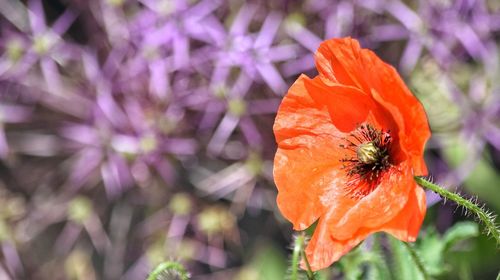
[[415, 176, 500, 246]]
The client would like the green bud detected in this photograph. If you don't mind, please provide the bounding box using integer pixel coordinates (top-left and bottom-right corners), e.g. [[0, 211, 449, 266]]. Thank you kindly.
[[6, 40, 23, 61], [245, 152, 263, 176], [140, 134, 158, 153], [106, 0, 124, 6], [33, 34, 54, 54], [228, 99, 246, 117], [169, 193, 192, 215], [197, 206, 234, 236], [68, 196, 92, 224]]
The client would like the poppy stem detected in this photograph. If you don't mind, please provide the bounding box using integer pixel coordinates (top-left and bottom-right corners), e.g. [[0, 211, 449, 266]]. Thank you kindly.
[[414, 176, 500, 246], [291, 233, 316, 280], [301, 246, 315, 280], [402, 242, 430, 280], [291, 234, 303, 280]]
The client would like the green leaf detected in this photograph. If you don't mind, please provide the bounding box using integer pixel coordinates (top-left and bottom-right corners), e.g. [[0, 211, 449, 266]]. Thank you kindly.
[[396, 222, 481, 278], [367, 235, 392, 280], [442, 136, 500, 211], [418, 229, 445, 276], [252, 243, 287, 280], [442, 222, 479, 252], [339, 248, 365, 280], [339, 241, 392, 280], [388, 236, 423, 280]]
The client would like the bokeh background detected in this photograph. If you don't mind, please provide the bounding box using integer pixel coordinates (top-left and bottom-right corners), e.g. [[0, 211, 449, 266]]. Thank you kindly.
[[0, 0, 499, 279]]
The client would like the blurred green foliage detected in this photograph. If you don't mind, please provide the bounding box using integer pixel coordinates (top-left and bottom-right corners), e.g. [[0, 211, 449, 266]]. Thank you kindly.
[[443, 136, 500, 211], [299, 222, 483, 280]]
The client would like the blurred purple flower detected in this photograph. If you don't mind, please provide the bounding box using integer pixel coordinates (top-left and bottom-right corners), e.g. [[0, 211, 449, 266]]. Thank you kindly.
[[0, 104, 31, 159], [210, 5, 298, 95], [0, 0, 78, 96], [0, 0, 499, 278], [61, 93, 196, 197]]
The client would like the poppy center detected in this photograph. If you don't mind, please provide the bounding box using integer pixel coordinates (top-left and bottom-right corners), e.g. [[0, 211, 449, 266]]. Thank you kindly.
[[339, 124, 392, 198], [356, 142, 380, 164]]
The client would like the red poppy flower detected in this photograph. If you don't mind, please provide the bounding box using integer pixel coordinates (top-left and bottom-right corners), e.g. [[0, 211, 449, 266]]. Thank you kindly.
[[273, 37, 430, 271]]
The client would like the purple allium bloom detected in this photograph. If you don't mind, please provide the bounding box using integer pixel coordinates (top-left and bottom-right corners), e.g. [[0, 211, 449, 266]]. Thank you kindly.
[[177, 5, 297, 157], [0, 0, 78, 95], [0, 0, 499, 278], [125, 0, 223, 78], [52, 31, 200, 196], [196, 73, 280, 157], [61, 92, 196, 197], [209, 5, 297, 95]]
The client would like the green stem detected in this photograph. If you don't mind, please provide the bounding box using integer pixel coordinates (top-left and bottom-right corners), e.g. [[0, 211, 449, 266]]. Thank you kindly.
[[291, 233, 315, 280], [291, 234, 302, 280], [301, 248, 315, 280], [414, 176, 500, 246], [402, 241, 430, 280]]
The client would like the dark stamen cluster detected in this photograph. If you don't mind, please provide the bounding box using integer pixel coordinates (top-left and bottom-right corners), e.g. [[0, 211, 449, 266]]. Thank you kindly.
[[339, 124, 392, 198]]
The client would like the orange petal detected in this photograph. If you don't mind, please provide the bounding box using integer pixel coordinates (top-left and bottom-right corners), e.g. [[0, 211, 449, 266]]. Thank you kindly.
[[275, 149, 342, 230], [304, 215, 368, 271], [315, 38, 368, 90], [315, 38, 430, 175], [302, 170, 374, 271], [329, 162, 414, 240], [370, 81, 430, 175], [273, 75, 341, 145], [274, 74, 346, 230], [382, 185, 427, 242], [304, 170, 424, 271], [303, 77, 387, 133]]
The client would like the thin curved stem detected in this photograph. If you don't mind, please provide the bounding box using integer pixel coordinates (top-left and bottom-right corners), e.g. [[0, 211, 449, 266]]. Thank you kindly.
[[301, 248, 315, 280], [291, 233, 315, 280], [414, 176, 500, 246], [291, 234, 302, 280], [402, 241, 430, 280]]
